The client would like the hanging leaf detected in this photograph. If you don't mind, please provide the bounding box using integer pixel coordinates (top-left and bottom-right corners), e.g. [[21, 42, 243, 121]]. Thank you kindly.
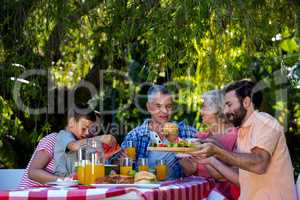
[[279, 38, 299, 52]]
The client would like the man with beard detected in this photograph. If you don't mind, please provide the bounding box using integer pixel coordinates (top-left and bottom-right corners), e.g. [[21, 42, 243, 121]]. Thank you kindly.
[[191, 80, 297, 200]]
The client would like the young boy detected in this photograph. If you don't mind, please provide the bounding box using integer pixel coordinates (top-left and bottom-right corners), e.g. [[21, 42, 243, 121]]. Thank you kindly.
[[54, 108, 120, 177], [53, 108, 98, 177]]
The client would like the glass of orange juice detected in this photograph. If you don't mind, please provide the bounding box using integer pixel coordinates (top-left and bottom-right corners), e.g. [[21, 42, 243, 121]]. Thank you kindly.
[[156, 159, 168, 181], [120, 157, 132, 176], [126, 141, 136, 160], [138, 158, 149, 172], [76, 147, 88, 184], [76, 160, 85, 184]]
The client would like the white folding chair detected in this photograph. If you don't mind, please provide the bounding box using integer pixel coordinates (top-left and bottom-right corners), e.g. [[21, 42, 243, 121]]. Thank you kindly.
[[0, 169, 25, 190], [207, 189, 227, 200], [297, 175, 300, 200]]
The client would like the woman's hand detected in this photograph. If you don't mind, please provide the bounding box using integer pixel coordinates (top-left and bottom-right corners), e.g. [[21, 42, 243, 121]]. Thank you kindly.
[[195, 156, 216, 165], [178, 157, 197, 176]]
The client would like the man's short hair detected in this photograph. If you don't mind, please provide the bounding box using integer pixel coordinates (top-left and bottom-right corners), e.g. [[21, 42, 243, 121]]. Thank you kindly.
[[225, 80, 263, 109], [147, 84, 171, 102]]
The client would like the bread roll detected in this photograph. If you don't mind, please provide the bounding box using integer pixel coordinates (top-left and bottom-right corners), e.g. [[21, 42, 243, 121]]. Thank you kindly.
[[134, 171, 156, 184], [163, 122, 178, 136]]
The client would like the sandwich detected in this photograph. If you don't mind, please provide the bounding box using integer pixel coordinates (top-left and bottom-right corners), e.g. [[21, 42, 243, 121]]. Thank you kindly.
[[163, 122, 178, 136], [134, 171, 157, 184], [163, 122, 179, 144]]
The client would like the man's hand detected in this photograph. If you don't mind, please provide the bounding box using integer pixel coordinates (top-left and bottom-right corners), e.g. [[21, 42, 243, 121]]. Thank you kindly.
[[190, 142, 218, 158]]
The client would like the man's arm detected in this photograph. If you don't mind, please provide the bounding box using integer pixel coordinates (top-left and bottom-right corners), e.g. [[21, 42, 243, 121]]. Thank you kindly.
[[177, 121, 198, 138], [121, 131, 138, 149], [191, 142, 271, 175]]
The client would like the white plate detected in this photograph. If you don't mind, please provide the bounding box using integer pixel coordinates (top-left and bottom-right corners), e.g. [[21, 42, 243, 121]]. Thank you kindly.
[[176, 153, 192, 158], [105, 164, 118, 167], [47, 180, 79, 187], [91, 183, 160, 189]]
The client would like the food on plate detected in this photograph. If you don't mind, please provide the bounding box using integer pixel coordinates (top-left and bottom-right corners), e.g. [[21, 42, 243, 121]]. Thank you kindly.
[[115, 175, 134, 184], [163, 122, 178, 135], [163, 122, 179, 143], [134, 171, 157, 184], [177, 140, 189, 147], [95, 174, 134, 184], [148, 123, 201, 152], [149, 139, 194, 148]]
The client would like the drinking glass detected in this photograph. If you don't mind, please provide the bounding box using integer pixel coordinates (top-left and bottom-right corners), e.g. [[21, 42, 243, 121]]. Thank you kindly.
[[125, 141, 136, 160], [138, 158, 149, 172], [155, 159, 168, 181], [76, 147, 87, 184], [120, 157, 133, 176]]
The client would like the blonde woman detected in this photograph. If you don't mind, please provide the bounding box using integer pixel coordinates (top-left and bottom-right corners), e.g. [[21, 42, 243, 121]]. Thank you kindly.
[[179, 89, 239, 199]]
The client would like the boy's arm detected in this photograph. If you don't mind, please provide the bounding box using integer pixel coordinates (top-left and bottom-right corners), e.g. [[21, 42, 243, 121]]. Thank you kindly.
[[55, 131, 77, 154], [66, 134, 119, 152], [67, 140, 87, 152]]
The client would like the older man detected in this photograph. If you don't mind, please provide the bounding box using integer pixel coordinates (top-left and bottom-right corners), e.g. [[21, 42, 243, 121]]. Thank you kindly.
[[192, 80, 297, 200], [121, 85, 197, 179]]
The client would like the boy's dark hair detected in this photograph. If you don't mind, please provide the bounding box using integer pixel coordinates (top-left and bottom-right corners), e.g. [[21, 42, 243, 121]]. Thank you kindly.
[[225, 80, 263, 109], [68, 104, 97, 122]]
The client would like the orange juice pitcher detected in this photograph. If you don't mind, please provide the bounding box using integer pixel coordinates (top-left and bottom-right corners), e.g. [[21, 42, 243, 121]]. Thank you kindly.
[[84, 161, 93, 184], [85, 138, 105, 184]]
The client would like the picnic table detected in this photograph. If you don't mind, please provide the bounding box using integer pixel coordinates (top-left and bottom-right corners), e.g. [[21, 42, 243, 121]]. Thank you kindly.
[[0, 176, 214, 200]]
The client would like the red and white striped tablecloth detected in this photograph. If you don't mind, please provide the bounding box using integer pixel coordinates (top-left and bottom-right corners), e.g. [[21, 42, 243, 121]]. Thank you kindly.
[[0, 176, 214, 200]]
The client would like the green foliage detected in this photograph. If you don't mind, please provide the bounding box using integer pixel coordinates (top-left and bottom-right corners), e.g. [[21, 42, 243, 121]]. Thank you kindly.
[[0, 96, 23, 139], [0, 96, 23, 168]]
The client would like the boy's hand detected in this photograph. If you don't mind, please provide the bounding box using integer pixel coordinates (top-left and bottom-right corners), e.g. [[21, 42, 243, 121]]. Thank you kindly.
[[95, 135, 117, 146], [102, 134, 117, 146]]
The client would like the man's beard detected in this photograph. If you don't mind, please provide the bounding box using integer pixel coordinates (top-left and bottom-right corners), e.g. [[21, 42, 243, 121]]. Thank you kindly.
[[225, 105, 247, 127]]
